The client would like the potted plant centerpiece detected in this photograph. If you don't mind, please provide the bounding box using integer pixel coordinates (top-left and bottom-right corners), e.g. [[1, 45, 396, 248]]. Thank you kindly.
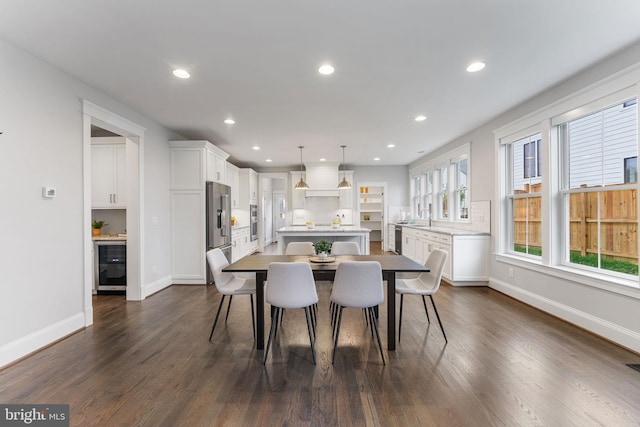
[[314, 240, 332, 259], [92, 220, 107, 237]]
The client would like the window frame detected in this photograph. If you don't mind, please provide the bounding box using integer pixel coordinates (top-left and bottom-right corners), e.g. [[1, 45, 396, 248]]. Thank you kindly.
[[558, 98, 638, 279], [495, 81, 640, 292]]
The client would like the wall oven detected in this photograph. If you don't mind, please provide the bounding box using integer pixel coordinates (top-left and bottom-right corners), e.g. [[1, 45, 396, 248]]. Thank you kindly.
[[94, 241, 126, 292], [250, 204, 258, 241]]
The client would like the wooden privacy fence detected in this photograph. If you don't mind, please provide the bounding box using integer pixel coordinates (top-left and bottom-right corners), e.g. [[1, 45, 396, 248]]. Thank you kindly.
[[514, 184, 638, 265]]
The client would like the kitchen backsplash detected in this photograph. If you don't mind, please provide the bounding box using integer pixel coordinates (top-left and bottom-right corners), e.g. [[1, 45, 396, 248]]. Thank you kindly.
[[291, 197, 354, 225], [92, 209, 126, 234]]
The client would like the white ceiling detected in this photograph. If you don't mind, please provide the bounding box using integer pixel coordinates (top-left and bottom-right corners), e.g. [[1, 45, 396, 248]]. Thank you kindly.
[[2, 1, 640, 168]]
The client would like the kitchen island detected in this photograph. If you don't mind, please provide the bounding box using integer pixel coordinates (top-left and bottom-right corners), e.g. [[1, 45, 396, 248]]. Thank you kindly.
[[276, 226, 371, 254]]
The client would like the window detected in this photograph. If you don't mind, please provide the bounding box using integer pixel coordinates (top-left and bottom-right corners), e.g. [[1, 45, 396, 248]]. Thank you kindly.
[[411, 175, 421, 217], [437, 165, 448, 219], [524, 139, 541, 179], [507, 133, 542, 257], [420, 171, 433, 219], [624, 156, 637, 183], [454, 158, 469, 220], [409, 143, 470, 224], [560, 99, 638, 276]]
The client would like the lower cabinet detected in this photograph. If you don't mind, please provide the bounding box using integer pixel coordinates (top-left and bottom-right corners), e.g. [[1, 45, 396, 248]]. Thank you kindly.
[[401, 227, 488, 283], [232, 227, 258, 262]]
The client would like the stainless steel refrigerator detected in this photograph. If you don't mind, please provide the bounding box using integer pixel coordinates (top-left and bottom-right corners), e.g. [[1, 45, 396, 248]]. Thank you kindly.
[[206, 182, 232, 281]]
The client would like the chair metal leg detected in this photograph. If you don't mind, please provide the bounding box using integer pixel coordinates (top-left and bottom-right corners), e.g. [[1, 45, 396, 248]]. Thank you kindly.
[[209, 295, 226, 341], [224, 295, 233, 323], [250, 294, 256, 341], [304, 307, 317, 365], [398, 294, 403, 342], [429, 295, 447, 343], [332, 306, 344, 364], [264, 307, 280, 364], [367, 308, 374, 339], [369, 307, 386, 365], [422, 295, 431, 323]]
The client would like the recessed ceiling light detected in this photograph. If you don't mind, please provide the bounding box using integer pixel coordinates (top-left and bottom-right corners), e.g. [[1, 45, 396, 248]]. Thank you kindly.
[[373, 157, 380, 161], [387, 144, 395, 148], [252, 146, 260, 150], [318, 64, 335, 75], [224, 119, 235, 125], [319, 158, 326, 162], [415, 115, 427, 122], [172, 69, 190, 79], [466, 62, 486, 72], [266, 159, 272, 163]]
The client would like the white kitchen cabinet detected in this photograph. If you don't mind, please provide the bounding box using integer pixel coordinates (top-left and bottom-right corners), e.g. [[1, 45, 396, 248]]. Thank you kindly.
[[207, 147, 227, 184], [338, 171, 354, 209], [169, 140, 229, 190], [401, 226, 488, 283], [91, 139, 126, 209], [232, 226, 257, 262], [170, 191, 205, 283], [290, 171, 306, 209], [169, 140, 230, 284], [239, 168, 258, 209], [388, 224, 396, 252], [226, 163, 240, 208]]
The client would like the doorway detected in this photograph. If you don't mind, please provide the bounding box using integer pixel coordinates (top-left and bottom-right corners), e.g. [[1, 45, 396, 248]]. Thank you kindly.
[[357, 181, 388, 250], [82, 100, 145, 327]]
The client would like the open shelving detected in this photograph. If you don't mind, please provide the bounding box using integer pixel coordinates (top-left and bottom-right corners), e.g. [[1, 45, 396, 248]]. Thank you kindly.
[[359, 185, 384, 241]]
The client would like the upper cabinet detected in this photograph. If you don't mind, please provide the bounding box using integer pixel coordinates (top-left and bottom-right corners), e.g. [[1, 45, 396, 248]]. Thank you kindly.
[[207, 147, 227, 184], [226, 162, 240, 208], [91, 137, 126, 209], [169, 140, 230, 190], [239, 168, 258, 209]]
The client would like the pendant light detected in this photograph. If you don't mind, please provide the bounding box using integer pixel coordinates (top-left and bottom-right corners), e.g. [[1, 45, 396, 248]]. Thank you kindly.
[[295, 146, 309, 190], [337, 145, 351, 189]]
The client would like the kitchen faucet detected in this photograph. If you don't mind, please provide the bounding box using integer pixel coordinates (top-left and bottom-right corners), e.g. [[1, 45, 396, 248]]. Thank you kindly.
[[419, 203, 432, 227]]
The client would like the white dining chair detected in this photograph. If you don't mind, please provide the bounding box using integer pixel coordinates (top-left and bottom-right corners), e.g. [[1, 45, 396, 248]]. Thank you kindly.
[[396, 248, 448, 342], [206, 248, 256, 341], [264, 262, 319, 365], [330, 261, 385, 365], [285, 241, 316, 255], [330, 241, 361, 255]]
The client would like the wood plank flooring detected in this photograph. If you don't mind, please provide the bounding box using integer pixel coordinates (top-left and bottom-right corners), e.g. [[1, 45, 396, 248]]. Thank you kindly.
[[2, 245, 640, 426]]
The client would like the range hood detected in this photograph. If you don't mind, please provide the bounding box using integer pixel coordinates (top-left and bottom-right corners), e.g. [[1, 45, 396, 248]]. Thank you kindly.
[[304, 162, 339, 197]]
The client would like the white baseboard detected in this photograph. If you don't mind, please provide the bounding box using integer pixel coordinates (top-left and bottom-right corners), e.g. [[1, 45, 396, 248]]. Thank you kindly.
[[0, 313, 85, 369], [143, 275, 173, 298], [489, 277, 640, 354]]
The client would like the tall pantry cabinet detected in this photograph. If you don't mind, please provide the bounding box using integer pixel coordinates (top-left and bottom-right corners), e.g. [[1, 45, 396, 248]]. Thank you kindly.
[[169, 140, 229, 284]]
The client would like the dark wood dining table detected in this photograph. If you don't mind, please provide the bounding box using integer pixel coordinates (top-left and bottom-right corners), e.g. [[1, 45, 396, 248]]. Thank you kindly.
[[222, 254, 429, 351]]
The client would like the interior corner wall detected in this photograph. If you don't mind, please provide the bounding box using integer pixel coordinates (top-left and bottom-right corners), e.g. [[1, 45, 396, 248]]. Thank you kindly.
[[0, 37, 179, 367]]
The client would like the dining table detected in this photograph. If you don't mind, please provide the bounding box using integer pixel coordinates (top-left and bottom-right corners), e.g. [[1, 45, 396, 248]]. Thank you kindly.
[[222, 254, 429, 351]]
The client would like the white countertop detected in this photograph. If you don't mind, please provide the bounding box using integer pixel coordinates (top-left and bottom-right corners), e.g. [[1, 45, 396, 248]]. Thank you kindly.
[[277, 226, 371, 233], [93, 234, 127, 241], [395, 224, 490, 236]]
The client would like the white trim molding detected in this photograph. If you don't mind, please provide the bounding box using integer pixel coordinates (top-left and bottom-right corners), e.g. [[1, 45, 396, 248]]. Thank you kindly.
[[490, 276, 640, 354], [0, 313, 85, 369]]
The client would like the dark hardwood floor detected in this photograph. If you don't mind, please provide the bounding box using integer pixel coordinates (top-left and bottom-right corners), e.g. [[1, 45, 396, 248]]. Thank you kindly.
[[2, 244, 640, 426]]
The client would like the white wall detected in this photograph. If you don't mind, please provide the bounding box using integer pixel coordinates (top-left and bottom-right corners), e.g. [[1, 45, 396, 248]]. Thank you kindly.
[[410, 40, 640, 352], [352, 165, 409, 207], [0, 38, 178, 366]]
